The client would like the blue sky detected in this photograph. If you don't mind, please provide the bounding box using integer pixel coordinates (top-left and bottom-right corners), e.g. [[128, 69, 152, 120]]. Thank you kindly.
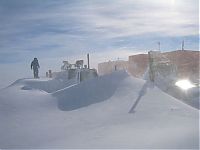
[[0, 0, 199, 88]]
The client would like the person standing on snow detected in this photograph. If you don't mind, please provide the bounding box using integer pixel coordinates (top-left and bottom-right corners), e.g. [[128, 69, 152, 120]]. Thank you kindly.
[[31, 58, 40, 78]]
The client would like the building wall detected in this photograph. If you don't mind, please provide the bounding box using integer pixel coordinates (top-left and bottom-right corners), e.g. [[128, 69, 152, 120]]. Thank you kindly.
[[98, 50, 199, 82], [128, 50, 199, 82], [162, 50, 199, 82], [98, 60, 128, 75], [128, 54, 148, 78]]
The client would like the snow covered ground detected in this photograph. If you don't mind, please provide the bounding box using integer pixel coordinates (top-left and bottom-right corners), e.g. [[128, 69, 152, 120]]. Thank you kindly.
[[0, 71, 199, 149]]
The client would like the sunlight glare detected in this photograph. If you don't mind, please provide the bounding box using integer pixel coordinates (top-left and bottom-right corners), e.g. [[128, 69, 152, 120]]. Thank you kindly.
[[175, 79, 195, 90], [171, 0, 175, 5], [159, 0, 176, 6]]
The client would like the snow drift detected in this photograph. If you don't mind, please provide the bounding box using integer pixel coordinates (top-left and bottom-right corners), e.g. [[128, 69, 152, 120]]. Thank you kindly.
[[9, 71, 77, 93], [0, 71, 199, 149], [53, 71, 129, 111]]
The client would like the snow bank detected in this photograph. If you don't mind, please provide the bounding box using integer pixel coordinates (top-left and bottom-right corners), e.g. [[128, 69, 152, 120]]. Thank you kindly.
[[9, 76, 77, 93], [0, 71, 198, 149], [53, 71, 129, 111]]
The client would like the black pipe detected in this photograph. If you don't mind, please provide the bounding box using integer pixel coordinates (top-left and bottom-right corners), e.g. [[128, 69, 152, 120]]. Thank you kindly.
[[87, 53, 90, 69]]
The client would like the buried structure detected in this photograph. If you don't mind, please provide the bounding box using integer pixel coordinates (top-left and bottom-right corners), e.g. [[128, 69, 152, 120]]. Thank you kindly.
[[60, 55, 98, 83]]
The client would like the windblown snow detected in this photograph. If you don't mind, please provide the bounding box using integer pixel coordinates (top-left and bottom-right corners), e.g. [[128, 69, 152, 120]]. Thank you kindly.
[[0, 71, 199, 149]]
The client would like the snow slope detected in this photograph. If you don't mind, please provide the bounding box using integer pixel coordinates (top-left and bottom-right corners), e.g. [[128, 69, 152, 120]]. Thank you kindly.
[[0, 71, 199, 149], [8, 71, 77, 93]]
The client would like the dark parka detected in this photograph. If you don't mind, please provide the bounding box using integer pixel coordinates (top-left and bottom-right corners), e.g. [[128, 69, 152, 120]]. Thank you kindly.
[[31, 58, 40, 78]]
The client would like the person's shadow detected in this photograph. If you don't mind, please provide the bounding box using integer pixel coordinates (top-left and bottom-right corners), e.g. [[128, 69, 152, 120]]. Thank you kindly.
[[129, 80, 154, 113]]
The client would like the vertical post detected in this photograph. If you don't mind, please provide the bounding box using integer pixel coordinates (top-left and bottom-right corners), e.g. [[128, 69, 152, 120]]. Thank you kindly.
[[182, 40, 184, 51], [148, 51, 155, 82], [87, 53, 90, 69], [46, 72, 49, 77], [158, 42, 160, 51], [49, 70, 52, 78]]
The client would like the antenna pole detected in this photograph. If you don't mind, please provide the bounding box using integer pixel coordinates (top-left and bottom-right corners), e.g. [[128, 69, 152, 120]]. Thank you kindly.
[[182, 40, 184, 50], [158, 42, 160, 51], [87, 53, 90, 69]]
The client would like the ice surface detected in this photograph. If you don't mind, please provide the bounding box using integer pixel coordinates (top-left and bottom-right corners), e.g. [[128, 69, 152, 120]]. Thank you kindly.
[[0, 71, 198, 149]]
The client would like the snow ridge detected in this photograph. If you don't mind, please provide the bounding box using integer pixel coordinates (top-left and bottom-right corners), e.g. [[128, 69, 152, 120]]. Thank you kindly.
[[53, 71, 129, 111]]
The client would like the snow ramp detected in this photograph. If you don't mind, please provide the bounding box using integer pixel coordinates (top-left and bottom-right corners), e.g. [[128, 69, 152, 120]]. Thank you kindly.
[[52, 71, 130, 111], [8, 76, 77, 93]]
